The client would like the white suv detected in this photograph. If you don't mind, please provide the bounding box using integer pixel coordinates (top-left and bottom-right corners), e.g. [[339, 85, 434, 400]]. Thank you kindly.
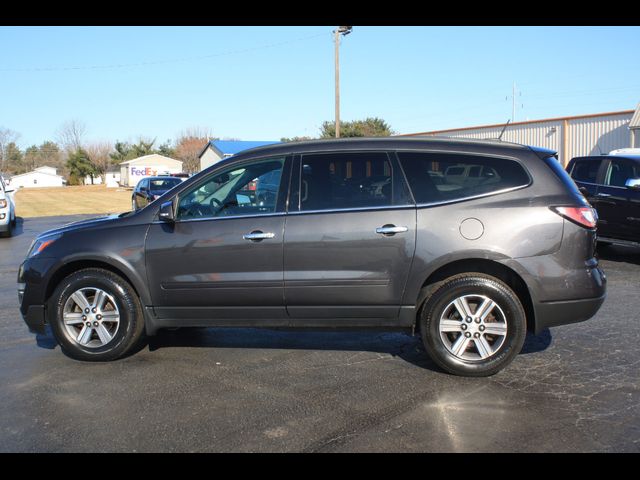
[[0, 175, 16, 237]]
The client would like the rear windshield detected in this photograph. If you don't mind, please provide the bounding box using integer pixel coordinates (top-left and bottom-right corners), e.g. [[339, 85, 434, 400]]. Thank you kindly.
[[149, 178, 182, 192], [397, 152, 530, 204]]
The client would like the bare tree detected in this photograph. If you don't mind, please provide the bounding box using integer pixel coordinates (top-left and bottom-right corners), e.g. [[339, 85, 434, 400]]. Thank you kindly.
[[85, 141, 114, 183], [179, 127, 216, 141], [57, 119, 87, 153], [174, 127, 216, 173], [0, 128, 20, 171]]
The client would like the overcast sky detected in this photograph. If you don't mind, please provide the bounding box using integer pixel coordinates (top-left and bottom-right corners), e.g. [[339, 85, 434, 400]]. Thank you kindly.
[[2, 26, 639, 148]]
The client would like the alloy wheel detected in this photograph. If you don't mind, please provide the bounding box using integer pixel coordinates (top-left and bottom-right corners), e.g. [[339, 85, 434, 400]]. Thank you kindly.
[[62, 287, 121, 348], [439, 294, 508, 361]]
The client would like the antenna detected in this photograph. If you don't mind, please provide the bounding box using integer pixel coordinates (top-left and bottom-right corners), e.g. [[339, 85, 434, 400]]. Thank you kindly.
[[595, 142, 604, 155], [497, 119, 511, 141]]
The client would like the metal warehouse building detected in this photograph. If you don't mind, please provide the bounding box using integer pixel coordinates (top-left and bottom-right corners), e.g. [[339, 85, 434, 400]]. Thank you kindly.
[[402, 103, 640, 166]]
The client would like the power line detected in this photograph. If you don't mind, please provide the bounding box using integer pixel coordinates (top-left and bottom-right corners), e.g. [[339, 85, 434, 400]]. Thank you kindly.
[[0, 32, 329, 73]]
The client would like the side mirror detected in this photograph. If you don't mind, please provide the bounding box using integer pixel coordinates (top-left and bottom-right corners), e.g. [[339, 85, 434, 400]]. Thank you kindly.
[[158, 200, 175, 222], [625, 178, 640, 190]]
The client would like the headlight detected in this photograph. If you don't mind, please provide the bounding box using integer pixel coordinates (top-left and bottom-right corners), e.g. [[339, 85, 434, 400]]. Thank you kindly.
[[27, 233, 62, 258], [0, 199, 7, 208]]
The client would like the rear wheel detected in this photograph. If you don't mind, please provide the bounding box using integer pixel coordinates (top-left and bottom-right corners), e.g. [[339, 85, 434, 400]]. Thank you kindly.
[[419, 273, 526, 377], [49, 268, 145, 361]]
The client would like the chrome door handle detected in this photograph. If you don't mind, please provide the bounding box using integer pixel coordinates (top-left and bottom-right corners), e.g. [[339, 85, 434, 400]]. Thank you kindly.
[[376, 225, 409, 236], [596, 193, 612, 198], [243, 231, 275, 241]]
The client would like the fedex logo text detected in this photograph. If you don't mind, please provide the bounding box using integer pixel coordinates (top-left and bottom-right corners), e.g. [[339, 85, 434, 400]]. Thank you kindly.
[[130, 167, 158, 177]]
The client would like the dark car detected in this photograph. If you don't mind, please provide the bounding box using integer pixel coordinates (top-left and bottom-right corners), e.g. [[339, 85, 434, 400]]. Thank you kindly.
[[18, 138, 606, 376], [132, 176, 183, 211], [566, 154, 640, 246]]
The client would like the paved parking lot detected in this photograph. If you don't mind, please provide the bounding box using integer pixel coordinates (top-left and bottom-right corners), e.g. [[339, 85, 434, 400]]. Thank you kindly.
[[0, 215, 639, 452]]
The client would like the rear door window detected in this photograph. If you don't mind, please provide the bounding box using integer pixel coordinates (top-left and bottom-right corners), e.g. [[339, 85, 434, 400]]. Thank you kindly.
[[570, 159, 601, 184], [298, 152, 411, 211], [397, 151, 530, 204]]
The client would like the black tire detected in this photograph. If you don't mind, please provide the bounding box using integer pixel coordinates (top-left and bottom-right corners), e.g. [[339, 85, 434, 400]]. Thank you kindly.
[[48, 268, 145, 361], [1, 221, 13, 238], [419, 273, 526, 377]]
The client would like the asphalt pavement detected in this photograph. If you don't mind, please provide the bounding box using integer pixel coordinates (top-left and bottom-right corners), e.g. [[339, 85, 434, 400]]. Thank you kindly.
[[0, 215, 638, 452]]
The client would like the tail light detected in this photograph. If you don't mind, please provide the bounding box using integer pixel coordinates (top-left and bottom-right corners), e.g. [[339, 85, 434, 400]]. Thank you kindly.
[[551, 206, 597, 229]]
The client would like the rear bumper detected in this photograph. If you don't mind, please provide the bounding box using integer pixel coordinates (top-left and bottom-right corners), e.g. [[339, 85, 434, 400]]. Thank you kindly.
[[533, 293, 606, 333]]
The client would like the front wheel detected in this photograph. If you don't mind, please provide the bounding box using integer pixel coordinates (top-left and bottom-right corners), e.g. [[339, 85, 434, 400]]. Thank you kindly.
[[49, 268, 145, 361], [419, 273, 526, 377]]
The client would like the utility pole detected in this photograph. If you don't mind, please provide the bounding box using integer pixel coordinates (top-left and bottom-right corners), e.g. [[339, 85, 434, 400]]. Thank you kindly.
[[512, 82, 516, 122], [508, 81, 522, 122], [334, 26, 352, 138]]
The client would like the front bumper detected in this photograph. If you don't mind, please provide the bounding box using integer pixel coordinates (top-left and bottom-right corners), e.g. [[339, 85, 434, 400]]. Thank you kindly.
[[18, 256, 56, 335], [21, 304, 46, 335], [0, 212, 10, 232]]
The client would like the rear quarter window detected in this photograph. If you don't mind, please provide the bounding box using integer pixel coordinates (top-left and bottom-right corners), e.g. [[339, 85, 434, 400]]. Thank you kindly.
[[397, 151, 530, 204]]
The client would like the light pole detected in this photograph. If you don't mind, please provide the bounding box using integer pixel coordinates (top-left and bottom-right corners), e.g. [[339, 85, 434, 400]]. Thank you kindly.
[[334, 26, 352, 138]]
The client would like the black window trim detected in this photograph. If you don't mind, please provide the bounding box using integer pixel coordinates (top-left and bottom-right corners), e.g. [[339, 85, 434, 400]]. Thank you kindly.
[[288, 149, 415, 216], [169, 154, 292, 224], [393, 148, 533, 209]]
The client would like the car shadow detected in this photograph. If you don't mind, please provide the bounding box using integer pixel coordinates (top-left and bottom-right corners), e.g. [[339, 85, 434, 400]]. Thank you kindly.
[[7, 216, 25, 237], [143, 326, 553, 372], [597, 243, 640, 266]]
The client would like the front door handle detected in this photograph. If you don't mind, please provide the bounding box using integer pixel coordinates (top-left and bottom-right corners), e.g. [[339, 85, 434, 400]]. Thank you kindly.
[[376, 225, 409, 236], [596, 193, 612, 198], [243, 231, 276, 242]]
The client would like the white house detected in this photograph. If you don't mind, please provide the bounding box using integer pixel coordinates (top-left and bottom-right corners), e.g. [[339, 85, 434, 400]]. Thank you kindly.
[[9, 166, 65, 188], [83, 175, 103, 185], [105, 165, 121, 188], [199, 140, 279, 171], [119, 154, 183, 187]]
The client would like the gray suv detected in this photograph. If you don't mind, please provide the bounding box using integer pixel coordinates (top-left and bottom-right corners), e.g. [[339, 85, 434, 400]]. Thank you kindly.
[[18, 138, 606, 376]]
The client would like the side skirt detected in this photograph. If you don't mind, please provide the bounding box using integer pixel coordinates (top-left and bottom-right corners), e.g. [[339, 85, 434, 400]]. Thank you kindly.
[[143, 306, 416, 336]]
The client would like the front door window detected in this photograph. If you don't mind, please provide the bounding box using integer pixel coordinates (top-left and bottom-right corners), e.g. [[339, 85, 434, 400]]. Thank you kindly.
[[177, 158, 285, 219]]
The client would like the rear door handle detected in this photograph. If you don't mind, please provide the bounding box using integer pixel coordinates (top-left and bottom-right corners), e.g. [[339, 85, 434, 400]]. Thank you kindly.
[[376, 225, 409, 236], [243, 231, 275, 241]]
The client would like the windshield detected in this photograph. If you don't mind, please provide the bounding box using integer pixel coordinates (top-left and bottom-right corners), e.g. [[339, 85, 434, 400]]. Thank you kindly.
[[149, 178, 182, 193]]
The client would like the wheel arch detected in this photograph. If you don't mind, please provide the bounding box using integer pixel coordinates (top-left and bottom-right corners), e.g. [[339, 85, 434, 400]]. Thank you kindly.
[[44, 258, 150, 308], [414, 258, 536, 333]]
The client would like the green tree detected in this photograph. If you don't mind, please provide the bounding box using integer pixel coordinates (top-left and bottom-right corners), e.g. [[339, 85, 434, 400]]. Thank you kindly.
[[280, 136, 314, 143], [66, 148, 97, 185], [158, 140, 176, 158], [110, 138, 164, 163], [319, 117, 394, 138], [24, 145, 40, 172], [4, 142, 24, 175], [110, 141, 133, 162], [39, 141, 62, 169], [131, 138, 156, 157]]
